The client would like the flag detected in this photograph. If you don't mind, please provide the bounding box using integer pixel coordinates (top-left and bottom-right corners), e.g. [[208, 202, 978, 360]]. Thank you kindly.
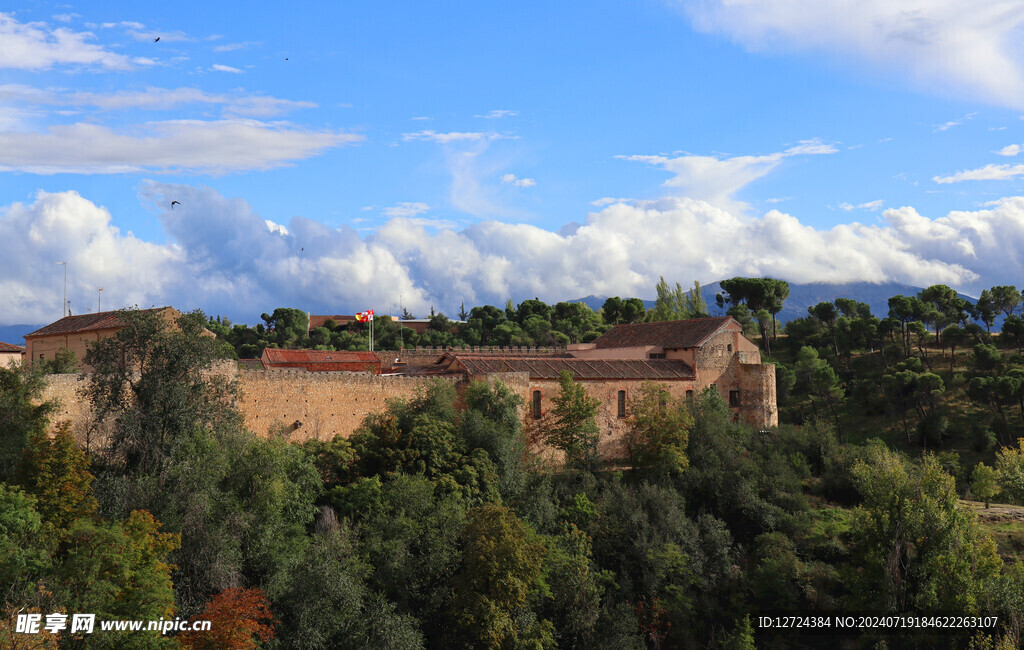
[[355, 309, 374, 322]]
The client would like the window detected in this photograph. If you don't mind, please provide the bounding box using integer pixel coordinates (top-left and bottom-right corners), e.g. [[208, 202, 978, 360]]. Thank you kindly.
[[617, 390, 626, 418], [532, 390, 542, 420], [38, 353, 44, 360], [727, 344, 732, 352], [685, 390, 693, 401], [648, 352, 666, 359], [729, 389, 741, 407]]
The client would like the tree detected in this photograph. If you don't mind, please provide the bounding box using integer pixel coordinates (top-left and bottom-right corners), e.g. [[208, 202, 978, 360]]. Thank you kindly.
[[942, 325, 970, 375], [624, 382, 692, 475], [849, 445, 1001, 614], [995, 439, 1024, 504], [84, 308, 241, 475], [0, 485, 54, 606], [44, 347, 78, 374], [683, 281, 708, 319], [990, 285, 1021, 319], [793, 347, 844, 434], [16, 422, 97, 533], [972, 463, 1001, 508], [450, 503, 550, 648], [976, 289, 998, 333], [546, 371, 601, 469], [0, 366, 55, 482], [178, 587, 276, 650], [1001, 315, 1024, 354]]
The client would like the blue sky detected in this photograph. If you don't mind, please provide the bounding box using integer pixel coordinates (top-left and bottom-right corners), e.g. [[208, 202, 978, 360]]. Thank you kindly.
[[3, 1, 1024, 325]]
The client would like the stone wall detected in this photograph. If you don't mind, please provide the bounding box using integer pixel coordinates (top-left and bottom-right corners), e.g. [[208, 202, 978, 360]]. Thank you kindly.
[[236, 369, 451, 441]]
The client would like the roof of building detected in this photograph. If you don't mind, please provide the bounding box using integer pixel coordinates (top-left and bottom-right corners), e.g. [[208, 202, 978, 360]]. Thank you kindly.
[[592, 317, 733, 350], [262, 349, 379, 364], [25, 307, 175, 339], [0, 341, 24, 353], [308, 315, 356, 330], [449, 355, 695, 380]]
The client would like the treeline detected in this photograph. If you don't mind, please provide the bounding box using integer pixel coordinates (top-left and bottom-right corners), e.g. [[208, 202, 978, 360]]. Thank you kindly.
[[2, 309, 1023, 648]]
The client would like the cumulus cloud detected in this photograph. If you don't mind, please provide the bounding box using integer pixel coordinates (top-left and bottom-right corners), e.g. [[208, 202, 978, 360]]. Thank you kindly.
[[210, 64, 243, 74], [0, 12, 134, 70], [996, 144, 1023, 156], [10, 183, 1024, 325], [677, 0, 1024, 108], [0, 119, 362, 174], [0, 84, 316, 117], [500, 173, 536, 188], [933, 164, 1024, 183], [619, 140, 836, 213]]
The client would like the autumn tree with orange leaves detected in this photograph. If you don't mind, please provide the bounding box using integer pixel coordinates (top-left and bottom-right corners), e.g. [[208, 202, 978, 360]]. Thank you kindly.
[[178, 587, 276, 650]]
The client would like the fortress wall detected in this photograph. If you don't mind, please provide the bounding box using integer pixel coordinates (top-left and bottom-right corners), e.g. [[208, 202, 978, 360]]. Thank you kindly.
[[236, 370, 454, 442]]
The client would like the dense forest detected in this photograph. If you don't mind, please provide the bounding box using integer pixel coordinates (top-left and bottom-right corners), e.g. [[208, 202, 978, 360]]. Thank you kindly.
[[5, 280, 1024, 647]]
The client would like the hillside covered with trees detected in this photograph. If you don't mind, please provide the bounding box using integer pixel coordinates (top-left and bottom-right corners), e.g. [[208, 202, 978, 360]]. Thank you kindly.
[[4, 284, 1024, 647]]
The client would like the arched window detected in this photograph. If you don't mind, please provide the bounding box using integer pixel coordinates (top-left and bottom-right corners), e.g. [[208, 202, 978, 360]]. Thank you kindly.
[[532, 390, 542, 420], [617, 390, 626, 418]]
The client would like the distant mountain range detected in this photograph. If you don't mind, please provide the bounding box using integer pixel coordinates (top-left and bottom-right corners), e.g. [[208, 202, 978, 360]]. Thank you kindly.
[[0, 324, 39, 346], [572, 281, 979, 326]]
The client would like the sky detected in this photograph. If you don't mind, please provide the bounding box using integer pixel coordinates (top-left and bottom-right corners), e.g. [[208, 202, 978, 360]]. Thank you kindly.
[[4, 1, 1024, 325]]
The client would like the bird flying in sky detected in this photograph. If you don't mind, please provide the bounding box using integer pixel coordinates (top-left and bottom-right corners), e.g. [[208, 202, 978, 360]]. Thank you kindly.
[[171, 201, 181, 209], [154, 36, 160, 42]]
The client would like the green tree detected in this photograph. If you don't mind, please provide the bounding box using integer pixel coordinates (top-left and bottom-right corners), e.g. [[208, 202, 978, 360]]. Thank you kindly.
[[1001, 315, 1024, 354], [990, 285, 1021, 319], [16, 421, 97, 533], [849, 445, 1002, 614], [0, 485, 54, 606], [793, 347, 844, 434], [450, 503, 551, 648], [84, 308, 240, 475], [624, 382, 691, 475], [0, 365, 55, 482], [995, 439, 1024, 504], [546, 371, 601, 469], [971, 462, 1001, 508]]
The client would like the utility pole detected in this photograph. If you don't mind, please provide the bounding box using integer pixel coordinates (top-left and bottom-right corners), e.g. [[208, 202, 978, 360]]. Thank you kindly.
[[56, 261, 67, 318]]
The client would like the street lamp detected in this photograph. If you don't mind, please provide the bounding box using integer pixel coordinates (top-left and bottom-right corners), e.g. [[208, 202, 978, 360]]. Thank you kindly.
[[56, 261, 66, 318], [98, 287, 103, 312]]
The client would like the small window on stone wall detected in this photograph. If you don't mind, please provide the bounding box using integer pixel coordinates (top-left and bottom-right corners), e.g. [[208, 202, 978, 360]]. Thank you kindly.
[[727, 344, 733, 352], [685, 389, 693, 401], [617, 390, 626, 418], [729, 389, 741, 407], [532, 390, 542, 420]]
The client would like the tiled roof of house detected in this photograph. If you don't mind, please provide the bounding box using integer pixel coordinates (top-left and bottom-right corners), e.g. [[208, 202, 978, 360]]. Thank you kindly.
[[262, 349, 378, 364], [451, 355, 695, 380], [0, 341, 24, 353], [593, 317, 732, 350], [25, 307, 174, 338], [308, 315, 356, 330]]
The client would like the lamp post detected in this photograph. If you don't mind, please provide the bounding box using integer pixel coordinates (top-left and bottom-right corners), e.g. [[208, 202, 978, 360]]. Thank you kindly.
[[56, 261, 67, 318], [98, 287, 103, 312]]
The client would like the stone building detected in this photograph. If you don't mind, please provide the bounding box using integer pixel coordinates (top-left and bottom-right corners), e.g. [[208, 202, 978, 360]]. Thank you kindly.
[[23, 307, 180, 370], [0, 341, 23, 368], [434, 317, 777, 459]]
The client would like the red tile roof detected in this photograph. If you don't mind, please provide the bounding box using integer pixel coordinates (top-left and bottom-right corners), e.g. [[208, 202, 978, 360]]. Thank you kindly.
[[0, 341, 24, 353], [450, 355, 695, 380], [25, 307, 175, 339], [593, 317, 732, 350]]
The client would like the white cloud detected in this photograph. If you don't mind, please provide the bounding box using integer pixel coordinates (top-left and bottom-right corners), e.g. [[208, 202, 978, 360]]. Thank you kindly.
[[678, 0, 1024, 109], [382, 202, 430, 218], [402, 130, 511, 144], [591, 197, 635, 207], [475, 109, 518, 119], [0, 12, 134, 70], [839, 199, 884, 211], [0, 84, 316, 117], [996, 144, 1023, 156], [129, 29, 189, 43], [52, 14, 79, 23], [933, 164, 1024, 183], [500, 173, 536, 188], [618, 139, 836, 213], [0, 119, 362, 174], [213, 41, 258, 52], [211, 64, 243, 74], [11, 183, 1024, 325], [932, 112, 976, 132]]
